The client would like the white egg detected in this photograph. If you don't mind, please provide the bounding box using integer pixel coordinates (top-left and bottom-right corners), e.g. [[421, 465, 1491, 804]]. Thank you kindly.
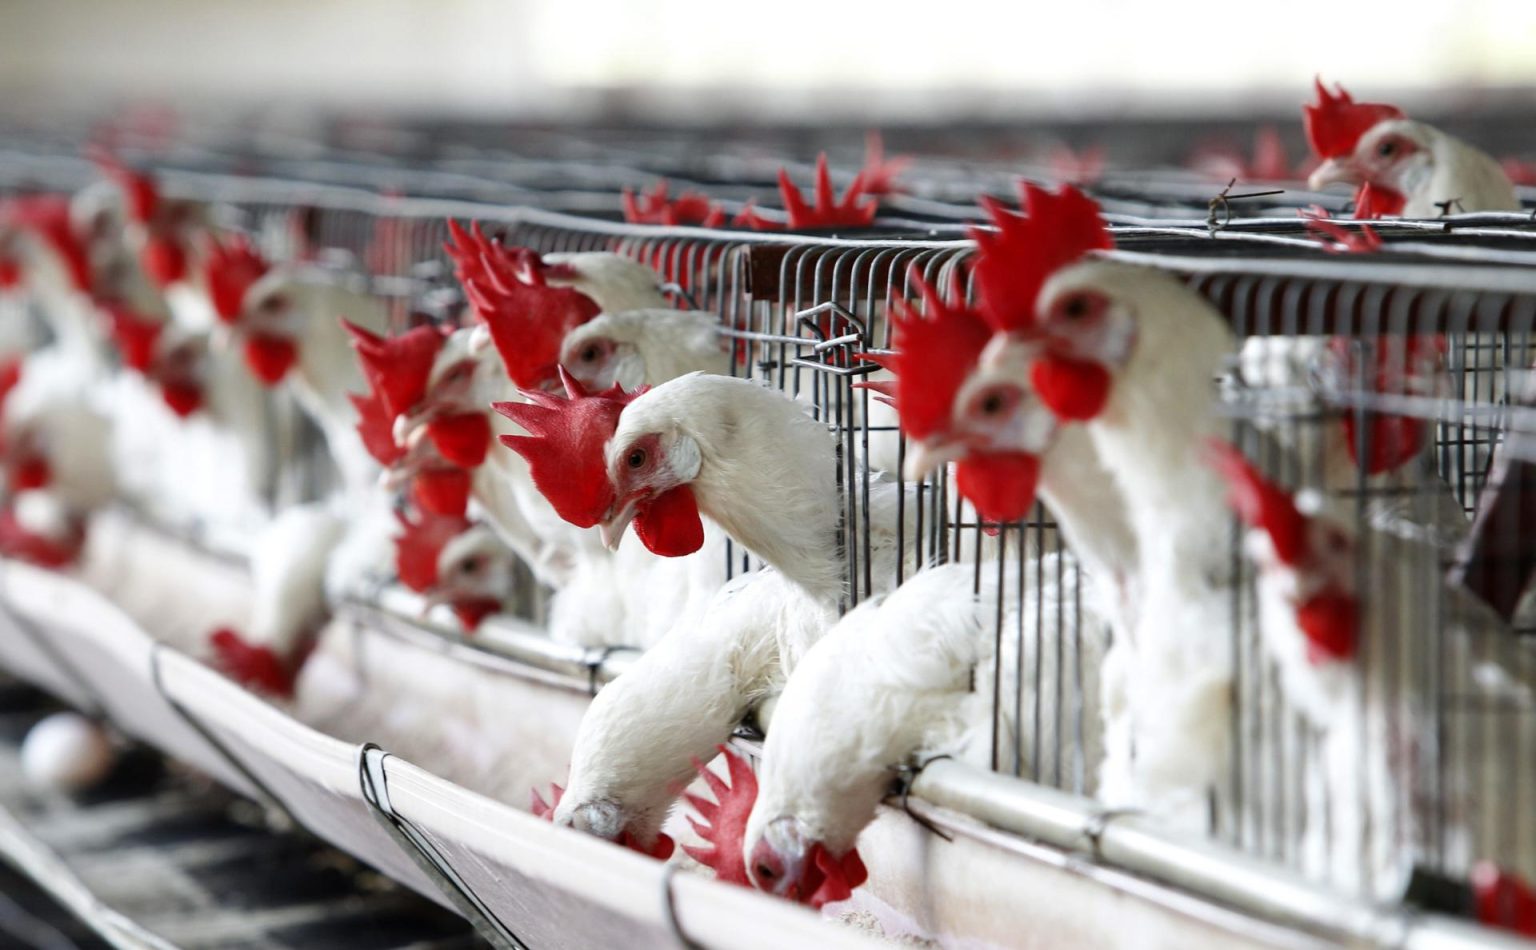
[[20, 713, 116, 792]]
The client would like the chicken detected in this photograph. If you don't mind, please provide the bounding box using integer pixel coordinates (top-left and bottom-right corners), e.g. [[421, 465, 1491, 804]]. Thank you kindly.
[[1304, 79, 1519, 217], [559, 308, 728, 392], [225, 264, 392, 495], [439, 224, 733, 638], [0, 348, 115, 568], [393, 507, 518, 632], [500, 370, 937, 853], [91, 152, 215, 329], [105, 321, 275, 528], [208, 502, 347, 698], [961, 184, 1241, 834], [1207, 441, 1536, 898], [734, 563, 989, 907], [3, 194, 112, 370]]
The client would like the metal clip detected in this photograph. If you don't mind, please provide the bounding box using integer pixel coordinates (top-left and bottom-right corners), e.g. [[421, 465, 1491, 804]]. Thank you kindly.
[[660, 862, 705, 950], [149, 642, 298, 830], [1207, 178, 1285, 236], [357, 743, 529, 950]]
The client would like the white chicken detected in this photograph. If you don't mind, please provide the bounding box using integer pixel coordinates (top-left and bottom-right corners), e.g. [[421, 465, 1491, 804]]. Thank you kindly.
[[732, 562, 1023, 907], [228, 264, 392, 495], [1208, 440, 1536, 899], [505, 371, 921, 853], [1304, 79, 1519, 217], [963, 185, 1243, 835]]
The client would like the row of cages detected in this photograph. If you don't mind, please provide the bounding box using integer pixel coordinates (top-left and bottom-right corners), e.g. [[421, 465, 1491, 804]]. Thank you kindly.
[[5, 129, 1536, 920]]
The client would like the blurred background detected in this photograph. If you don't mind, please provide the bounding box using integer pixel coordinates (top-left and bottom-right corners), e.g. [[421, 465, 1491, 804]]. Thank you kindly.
[[0, 0, 1533, 125]]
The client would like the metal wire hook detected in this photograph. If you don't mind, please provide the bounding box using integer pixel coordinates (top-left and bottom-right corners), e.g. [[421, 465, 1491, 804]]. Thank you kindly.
[[660, 862, 705, 950], [1206, 178, 1286, 236], [889, 754, 955, 843]]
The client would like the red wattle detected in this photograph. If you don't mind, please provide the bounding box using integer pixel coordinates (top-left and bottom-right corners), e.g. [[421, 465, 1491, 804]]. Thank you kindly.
[[1353, 183, 1405, 219], [1473, 862, 1536, 936], [160, 382, 204, 418], [141, 237, 188, 288], [1031, 356, 1111, 421], [620, 830, 676, 860], [428, 413, 492, 468], [1297, 591, 1359, 664], [412, 467, 472, 517], [633, 485, 705, 557], [208, 628, 296, 698], [805, 843, 869, 909], [1342, 413, 1427, 477], [243, 335, 299, 386], [450, 597, 501, 632], [10, 457, 52, 491], [954, 453, 1040, 525]]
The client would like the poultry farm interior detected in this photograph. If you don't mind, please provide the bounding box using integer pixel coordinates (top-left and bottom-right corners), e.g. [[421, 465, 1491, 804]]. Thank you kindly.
[[0, 84, 1534, 950]]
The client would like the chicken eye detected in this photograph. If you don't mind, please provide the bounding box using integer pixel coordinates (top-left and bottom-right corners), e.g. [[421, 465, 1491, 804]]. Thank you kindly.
[[980, 393, 1005, 416], [1062, 295, 1091, 320], [626, 447, 647, 470], [755, 863, 777, 881], [1377, 139, 1397, 159], [260, 294, 287, 315], [581, 344, 602, 363], [459, 556, 483, 575]]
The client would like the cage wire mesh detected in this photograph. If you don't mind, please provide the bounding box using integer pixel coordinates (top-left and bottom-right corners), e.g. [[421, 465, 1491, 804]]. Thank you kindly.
[[5, 120, 1536, 921]]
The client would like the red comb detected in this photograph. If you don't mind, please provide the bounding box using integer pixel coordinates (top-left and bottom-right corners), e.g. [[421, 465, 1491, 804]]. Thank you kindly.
[[622, 182, 727, 228], [682, 745, 758, 887], [88, 147, 159, 223], [102, 305, 163, 373], [1203, 439, 1308, 566], [1303, 78, 1405, 161], [493, 369, 643, 528], [1300, 206, 1383, 254], [444, 220, 600, 388], [350, 389, 406, 467], [343, 321, 445, 421], [202, 233, 268, 323], [860, 132, 913, 197], [862, 268, 992, 442], [735, 154, 879, 232], [970, 183, 1114, 333], [4, 196, 92, 294], [207, 627, 295, 698], [394, 508, 472, 592]]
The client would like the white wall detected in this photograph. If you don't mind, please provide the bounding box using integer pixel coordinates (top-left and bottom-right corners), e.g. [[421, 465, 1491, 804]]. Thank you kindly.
[[0, 0, 1533, 119]]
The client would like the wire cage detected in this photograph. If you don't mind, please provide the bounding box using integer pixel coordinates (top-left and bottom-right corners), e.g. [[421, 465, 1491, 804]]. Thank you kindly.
[[4, 115, 1536, 939]]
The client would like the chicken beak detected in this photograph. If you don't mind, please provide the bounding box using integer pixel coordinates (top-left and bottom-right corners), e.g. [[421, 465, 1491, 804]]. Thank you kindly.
[[902, 438, 965, 482], [599, 499, 639, 551], [1308, 157, 1363, 192]]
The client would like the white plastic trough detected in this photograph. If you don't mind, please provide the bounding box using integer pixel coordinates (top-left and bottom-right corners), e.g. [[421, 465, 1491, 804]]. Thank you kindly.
[[0, 510, 1527, 949]]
